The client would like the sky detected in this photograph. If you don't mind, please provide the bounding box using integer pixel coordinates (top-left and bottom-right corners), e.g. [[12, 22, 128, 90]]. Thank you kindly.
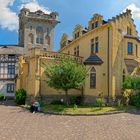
[[0, 0, 140, 51]]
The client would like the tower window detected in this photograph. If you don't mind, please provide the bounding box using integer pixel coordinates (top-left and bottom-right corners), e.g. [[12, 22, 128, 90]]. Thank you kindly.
[[29, 33, 34, 44], [46, 35, 50, 45], [36, 26, 44, 44]]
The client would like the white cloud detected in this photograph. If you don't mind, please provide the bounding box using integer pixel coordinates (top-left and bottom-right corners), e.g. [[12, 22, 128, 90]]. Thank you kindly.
[[124, 3, 140, 18], [20, 2, 50, 14], [0, 0, 18, 31], [0, 0, 50, 32]]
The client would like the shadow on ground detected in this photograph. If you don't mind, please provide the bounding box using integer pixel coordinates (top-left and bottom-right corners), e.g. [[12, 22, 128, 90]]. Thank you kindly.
[[0, 99, 16, 106]]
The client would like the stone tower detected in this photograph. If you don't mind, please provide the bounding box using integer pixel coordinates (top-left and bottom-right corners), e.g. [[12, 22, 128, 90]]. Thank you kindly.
[[18, 8, 59, 50]]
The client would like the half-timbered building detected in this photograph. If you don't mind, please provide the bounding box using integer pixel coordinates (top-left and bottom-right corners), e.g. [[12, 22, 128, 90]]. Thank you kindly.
[[0, 45, 24, 97]]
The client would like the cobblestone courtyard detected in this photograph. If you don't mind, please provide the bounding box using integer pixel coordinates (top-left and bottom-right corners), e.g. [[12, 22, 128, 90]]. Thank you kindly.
[[0, 104, 140, 140]]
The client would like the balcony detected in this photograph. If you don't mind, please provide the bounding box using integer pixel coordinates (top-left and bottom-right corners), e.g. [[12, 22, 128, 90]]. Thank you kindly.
[[30, 48, 83, 63]]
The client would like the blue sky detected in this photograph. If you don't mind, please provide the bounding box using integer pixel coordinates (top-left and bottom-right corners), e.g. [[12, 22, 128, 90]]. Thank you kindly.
[[0, 0, 140, 50]]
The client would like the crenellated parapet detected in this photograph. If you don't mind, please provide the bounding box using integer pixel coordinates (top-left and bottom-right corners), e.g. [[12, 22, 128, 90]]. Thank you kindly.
[[19, 8, 59, 23], [108, 9, 132, 23]]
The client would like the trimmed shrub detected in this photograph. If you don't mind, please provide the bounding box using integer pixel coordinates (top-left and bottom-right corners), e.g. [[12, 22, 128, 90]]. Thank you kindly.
[[95, 97, 105, 108], [0, 93, 6, 101], [15, 89, 27, 105], [130, 92, 140, 108]]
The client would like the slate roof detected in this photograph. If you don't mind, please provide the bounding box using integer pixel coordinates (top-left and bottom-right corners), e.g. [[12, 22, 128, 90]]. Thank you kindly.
[[84, 54, 103, 65], [0, 45, 25, 55]]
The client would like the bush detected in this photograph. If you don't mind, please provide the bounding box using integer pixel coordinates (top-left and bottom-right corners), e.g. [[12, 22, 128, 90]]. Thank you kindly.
[[95, 97, 105, 108], [73, 104, 78, 110], [130, 92, 140, 108], [15, 89, 27, 105], [0, 93, 6, 101], [70, 96, 84, 105]]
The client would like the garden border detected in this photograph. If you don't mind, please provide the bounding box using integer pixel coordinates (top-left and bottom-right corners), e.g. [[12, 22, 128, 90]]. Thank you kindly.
[[42, 110, 125, 116]]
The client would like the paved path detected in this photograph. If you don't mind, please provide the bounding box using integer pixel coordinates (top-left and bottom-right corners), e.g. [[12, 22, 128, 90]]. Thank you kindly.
[[0, 104, 140, 140]]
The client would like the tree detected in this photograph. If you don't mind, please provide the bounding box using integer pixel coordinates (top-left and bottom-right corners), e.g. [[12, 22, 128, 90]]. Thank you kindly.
[[43, 57, 87, 105]]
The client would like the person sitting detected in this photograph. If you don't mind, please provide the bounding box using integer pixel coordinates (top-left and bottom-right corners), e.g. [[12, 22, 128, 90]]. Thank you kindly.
[[30, 100, 40, 113]]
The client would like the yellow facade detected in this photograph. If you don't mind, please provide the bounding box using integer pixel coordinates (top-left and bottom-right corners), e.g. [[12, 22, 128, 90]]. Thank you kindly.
[[17, 9, 140, 102], [59, 9, 140, 98]]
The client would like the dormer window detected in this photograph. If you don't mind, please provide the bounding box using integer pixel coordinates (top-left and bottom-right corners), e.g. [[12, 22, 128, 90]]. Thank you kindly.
[[127, 27, 132, 35], [36, 26, 44, 44], [91, 21, 99, 29], [95, 21, 98, 28], [75, 32, 80, 39]]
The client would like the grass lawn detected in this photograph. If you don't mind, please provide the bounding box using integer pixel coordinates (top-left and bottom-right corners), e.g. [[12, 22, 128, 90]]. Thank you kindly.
[[40, 104, 135, 115]]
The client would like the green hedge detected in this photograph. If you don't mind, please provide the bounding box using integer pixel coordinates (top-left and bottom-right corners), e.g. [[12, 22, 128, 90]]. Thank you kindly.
[[0, 93, 6, 101], [15, 89, 27, 105]]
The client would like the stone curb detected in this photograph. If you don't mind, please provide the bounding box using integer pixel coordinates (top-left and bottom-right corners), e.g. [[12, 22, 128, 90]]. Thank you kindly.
[[42, 110, 125, 116], [19, 105, 126, 116]]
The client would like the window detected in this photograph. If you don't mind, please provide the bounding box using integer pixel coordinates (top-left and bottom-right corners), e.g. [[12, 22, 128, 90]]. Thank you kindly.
[[95, 37, 99, 53], [75, 32, 80, 39], [29, 33, 34, 44], [47, 28, 50, 35], [74, 47, 76, 56], [127, 27, 132, 35], [7, 83, 14, 93], [92, 21, 98, 29], [90, 37, 99, 54], [91, 39, 94, 54], [95, 21, 99, 28], [128, 42, 133, 55], [123, 69, 125, 82], [136, 45, 138, 57], [77, 46, 79, 56], [90, 67, 96, 88], [74, 46, 79, 56], [36, 26, 44, 44], [8, 65, 15, 75], [46, 35, 50, 45]]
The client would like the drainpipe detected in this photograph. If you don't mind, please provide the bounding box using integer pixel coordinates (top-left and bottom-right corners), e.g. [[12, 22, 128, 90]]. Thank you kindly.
[[107, 27, 110, 102]]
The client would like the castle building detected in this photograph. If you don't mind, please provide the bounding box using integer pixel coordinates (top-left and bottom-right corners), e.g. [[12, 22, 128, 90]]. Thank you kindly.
[[59, 9, 140, 101], [17, 9, 140, 102], [0, 8, 59, 97]]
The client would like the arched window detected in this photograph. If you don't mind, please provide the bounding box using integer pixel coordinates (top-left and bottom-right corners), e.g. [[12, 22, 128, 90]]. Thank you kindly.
[[36, 26, 44, 44], [90, 67, 96, 88], [29, 33, 34, 44]]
